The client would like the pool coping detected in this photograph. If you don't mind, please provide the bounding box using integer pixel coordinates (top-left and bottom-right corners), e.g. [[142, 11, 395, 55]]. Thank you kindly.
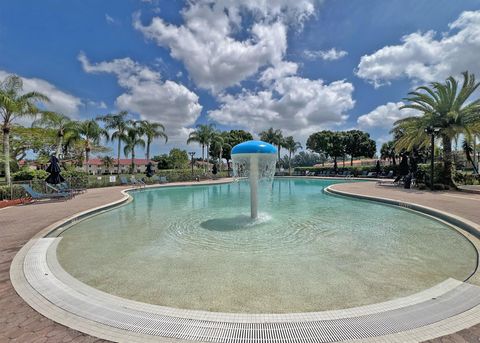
[[10, 178, 480, 342]]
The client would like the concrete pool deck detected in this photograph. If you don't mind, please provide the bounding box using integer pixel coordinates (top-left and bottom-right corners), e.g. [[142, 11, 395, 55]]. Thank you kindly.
[[2, 178, 480, 342]]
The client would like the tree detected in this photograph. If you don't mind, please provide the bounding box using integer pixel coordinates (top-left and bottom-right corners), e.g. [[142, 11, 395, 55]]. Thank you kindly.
[[32, 112, 76, 158], [152, 154, 170, 169], [76, 120, 109, 174], [283, 136, 302, 175], [221, 130, 253, 169], [97, 111, 129, 175], [123, 127, 145, 173], [463, 138, 478, 174], [344, 130, 376, 165], [187, 124, 216, 171], [394, 71, 480, 186], [169, 148, 189, 169], [380, 141, 397, 166], [291, 151, 326, 167], [139, 120, 167, 161], [306, 130, 345, 173], [259, 127, 284, 161], [209, 132, 225, 168], [101, 155, 115, 174], [0, 75, 50, 184]]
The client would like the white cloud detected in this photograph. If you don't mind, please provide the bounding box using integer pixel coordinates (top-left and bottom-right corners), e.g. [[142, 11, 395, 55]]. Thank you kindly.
[[356, 10, 480, 87], [357, 102, 419, 128], [78, 53, 202, 137], [133, 1, 319, 92], [105, 14, 116, 24], [0, 70, 82, 118], [304, 48, 348, 61], [209, 76, 354, 141], [259, 61, 298, 85]]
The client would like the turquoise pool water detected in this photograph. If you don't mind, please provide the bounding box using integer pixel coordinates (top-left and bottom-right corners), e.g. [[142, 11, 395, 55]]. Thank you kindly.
[[57, 179, 477, 313]]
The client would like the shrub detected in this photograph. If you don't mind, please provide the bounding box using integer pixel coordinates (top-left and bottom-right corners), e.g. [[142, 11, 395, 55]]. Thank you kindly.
[[0, 184, 26, 200], [12, 168, 48, 181]]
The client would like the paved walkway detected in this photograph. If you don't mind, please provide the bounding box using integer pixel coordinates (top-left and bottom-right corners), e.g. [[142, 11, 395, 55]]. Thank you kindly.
[[330, 182, 480, 343], [2, 180, 480, 342]]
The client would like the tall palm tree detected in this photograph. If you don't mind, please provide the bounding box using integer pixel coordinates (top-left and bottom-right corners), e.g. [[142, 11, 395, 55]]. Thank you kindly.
[[463, 138, 478, 174], [101, 155, 115, 174], [380, 141, 397, 166], [97, 111, 129, 175], [32, 112, 75, 158], [259, 127, 284, 161], [123, 127, 145, 174], [283, 136, 302, 175], [394, 71, 480, 186], [0, 75, 49, 184], [210, 132, 225, 170], [139, 120, 167, 161], [76, 120, 109, 174], [187, 124, 216, 171]]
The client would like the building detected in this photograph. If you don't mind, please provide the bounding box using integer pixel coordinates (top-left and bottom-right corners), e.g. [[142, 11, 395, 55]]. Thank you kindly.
[[82, 158, 154, 175]]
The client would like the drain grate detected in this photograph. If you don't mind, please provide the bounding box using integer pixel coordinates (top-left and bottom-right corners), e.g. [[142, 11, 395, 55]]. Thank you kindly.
[[23, 238, 480, 342]]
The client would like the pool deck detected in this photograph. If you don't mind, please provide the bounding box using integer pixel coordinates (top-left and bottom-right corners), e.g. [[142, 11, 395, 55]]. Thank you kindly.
[[1, 178, 480, 342]]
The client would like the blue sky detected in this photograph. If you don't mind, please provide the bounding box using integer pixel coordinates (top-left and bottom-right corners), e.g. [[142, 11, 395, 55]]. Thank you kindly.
[[1, 0, 479, 157]]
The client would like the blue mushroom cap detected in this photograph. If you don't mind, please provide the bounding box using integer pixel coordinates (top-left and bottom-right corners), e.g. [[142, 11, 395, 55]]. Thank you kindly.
[[231, 140, 277, 155]]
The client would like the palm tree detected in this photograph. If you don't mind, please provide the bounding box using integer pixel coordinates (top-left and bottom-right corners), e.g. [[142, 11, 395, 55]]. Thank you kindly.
[[395, 71, 480, 186], [380, 141, 397, 166], [0, 75, 49, 184], [139, 120, 167, 161], [463, 138, 478, 174], [187, 124, 216, 171], [259, 127, 284, 161], [97, 111, 129, 175], [32, 112, 75, 158], [101, 155, 115, 174], [76, 120, 109, 174], [123, 127, 145, 174], [283, 136, 302, 175], [210, 132, 225, 170]]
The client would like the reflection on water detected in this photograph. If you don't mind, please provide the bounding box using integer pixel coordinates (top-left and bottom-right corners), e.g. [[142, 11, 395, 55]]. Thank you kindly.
[[57, 178, 477, 313]]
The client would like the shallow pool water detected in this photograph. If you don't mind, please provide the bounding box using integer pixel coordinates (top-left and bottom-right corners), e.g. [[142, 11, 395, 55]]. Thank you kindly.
[[57, 178, 477, 313]]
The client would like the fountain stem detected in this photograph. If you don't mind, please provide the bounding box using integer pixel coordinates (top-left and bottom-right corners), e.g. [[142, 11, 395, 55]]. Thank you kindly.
[[249, 154, 259, 219]]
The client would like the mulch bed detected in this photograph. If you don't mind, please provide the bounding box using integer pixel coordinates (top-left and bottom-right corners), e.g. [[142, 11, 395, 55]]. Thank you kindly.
[[0, 198, 31, 209]]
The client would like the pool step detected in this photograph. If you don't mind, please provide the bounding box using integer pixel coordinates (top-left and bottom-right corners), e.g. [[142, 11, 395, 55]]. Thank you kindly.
[[21, 238, 480, 342]]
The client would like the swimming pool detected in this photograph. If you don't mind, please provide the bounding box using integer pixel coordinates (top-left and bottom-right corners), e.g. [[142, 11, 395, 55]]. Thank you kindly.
[[56, 178, 477, 313]]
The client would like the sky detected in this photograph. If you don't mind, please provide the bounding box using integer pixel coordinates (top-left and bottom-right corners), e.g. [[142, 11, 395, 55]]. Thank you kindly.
[[1, 0, 480, 158]]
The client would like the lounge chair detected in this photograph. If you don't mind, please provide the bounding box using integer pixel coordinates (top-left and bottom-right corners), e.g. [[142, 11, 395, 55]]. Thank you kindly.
[[131, 176, 146, 187], [20, 184, 70, 201], [157, 176, 168, 183], [58, 181, 85, 194], [377, 175, 404, 187], [46, 183, 74, 198]]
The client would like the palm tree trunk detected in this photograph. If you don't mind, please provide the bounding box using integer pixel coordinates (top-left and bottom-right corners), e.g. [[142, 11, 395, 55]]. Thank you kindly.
[[442, 135, 454, 186], [85, 148, 90, 174], [117, 139, 121, 175], [131, 151, 135, 174], [350, 155, 354, 166], [201, 144, 205, 172], [392, 155, 397, 166], [146, 140, 151, 161], [3, 127, 11, 185], [289, 150, 292, 175], [56, 135, 63, 158], [206, 144, 210, 172]]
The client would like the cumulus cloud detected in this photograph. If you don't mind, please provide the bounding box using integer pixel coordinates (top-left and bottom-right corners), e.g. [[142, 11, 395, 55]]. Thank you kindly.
[[78, 53, 202, 136], [304, 48, 348, 61], [0, 70, 82, 118], [209, 76, 354, 140], [133, 0, 319, 92], [259, 61, 298, 85], [356, 10, 480, 87], [357, 102, 419, 128]]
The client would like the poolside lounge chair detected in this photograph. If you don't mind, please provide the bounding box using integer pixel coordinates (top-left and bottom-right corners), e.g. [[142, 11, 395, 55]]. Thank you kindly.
[[377, 175, 404, 187], [46, 183, 74, 198], [131, 176, 146, 187], [156, 176, 167, 184], [20, 184, 71, 201], [58, 181, 86, 194]]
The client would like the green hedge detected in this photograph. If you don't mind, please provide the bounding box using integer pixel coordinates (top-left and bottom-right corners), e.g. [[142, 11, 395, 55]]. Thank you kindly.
[[12, 168, 48, 181], [294, 164, 399, 176], [0, 184, 26, 200]]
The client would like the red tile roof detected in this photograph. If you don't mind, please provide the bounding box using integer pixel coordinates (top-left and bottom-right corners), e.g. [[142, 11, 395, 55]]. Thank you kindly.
[[87, 158, 153, 166]]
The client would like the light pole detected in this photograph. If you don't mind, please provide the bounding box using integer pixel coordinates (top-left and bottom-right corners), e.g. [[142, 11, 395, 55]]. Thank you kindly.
[[189, 152, 195, 175], [424, 126, 441, 190]]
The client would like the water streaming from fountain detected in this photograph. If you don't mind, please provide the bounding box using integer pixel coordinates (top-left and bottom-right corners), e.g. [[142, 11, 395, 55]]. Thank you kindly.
[[231, 140, 277, 219]]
